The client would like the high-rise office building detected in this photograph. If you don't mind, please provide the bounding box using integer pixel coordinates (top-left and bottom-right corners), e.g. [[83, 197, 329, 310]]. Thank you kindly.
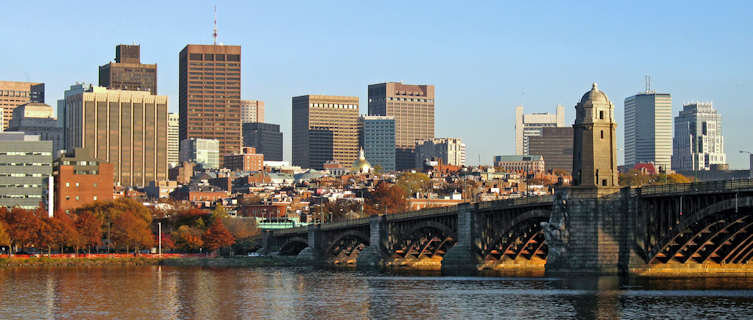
[[242, 122, 283, 161], [179, 44, 242, 167], [168, 112, 179, 167], [180, 138, 220, 169], [65, 87, 168, 187], [572, 83, 618, 187], [672, 102, 726, 171], [7, 103, 64, 155], [415, 138, 466, 168], [292, 95, 359, 169], [99, 45, 157, 94], [0, 81, 45, 130], [624, 91, 672, 172], [528, 127, 574, 172], [57, 83, 94, 138], [241, 99, 264, 123], [0, 132, 52, 210], [514, 105, 565, 155], [368, 82, 435, 170], [360, 115, 395, 172]]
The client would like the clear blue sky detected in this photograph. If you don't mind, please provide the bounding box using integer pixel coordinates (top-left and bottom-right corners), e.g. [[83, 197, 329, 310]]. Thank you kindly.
[[2, 1, 752, 168]]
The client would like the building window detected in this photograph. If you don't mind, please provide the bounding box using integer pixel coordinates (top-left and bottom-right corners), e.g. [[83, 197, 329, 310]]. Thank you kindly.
[[93, 196, 97, 201], [65, 182, 70, 187], [600, 130, 604, 139], [599, 110, 604, 120], [602, 179, 607, 186], [75, 196, 79, 200]]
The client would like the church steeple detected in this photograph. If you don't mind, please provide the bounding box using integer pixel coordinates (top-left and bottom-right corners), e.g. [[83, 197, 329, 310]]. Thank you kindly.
[[572, 83, 619, 187]]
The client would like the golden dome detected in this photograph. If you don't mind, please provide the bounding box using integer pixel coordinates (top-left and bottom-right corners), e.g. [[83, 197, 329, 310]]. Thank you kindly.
[[352, 148, 372, 173]]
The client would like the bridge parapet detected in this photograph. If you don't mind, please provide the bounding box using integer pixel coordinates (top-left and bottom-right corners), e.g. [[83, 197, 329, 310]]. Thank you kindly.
[[477, 195, 554, 211], [639, 178, 753, 197], [385, 205, 460, 222]]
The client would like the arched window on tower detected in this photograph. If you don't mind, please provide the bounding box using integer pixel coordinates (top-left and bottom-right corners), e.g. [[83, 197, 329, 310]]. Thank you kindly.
[[599, 110, 604, 120]]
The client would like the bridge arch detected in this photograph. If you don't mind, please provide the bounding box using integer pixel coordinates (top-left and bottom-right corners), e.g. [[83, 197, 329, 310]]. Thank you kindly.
[[648, 196, 753, 264], [326, 230, 370, 258], [392, 220, 456, 260], [480, 209, 551, 263], [278, 237, 309, 256]]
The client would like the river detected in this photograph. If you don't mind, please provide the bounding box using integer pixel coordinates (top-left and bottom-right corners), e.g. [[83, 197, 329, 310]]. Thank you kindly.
[[1, 266, 753, 319]]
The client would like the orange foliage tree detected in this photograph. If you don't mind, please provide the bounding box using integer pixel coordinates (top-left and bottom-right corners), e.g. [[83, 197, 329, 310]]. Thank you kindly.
[[203, 218, 235, 253], [365, 182, 408, 215], [111, 211, 154, 254], [172, 225, 204, 252], [75, 211, 103, 253]]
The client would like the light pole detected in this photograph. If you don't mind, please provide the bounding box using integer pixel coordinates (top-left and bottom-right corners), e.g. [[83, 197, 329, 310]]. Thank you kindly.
[[158, 222, 162, 256]]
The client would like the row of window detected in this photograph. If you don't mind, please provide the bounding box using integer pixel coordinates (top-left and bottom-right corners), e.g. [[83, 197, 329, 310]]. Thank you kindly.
[[0, 184, 43, 188], [64, 195, 98, 201], [0, 173, 47, 177], [0, 152, 52, 156], [0, 194, 42, 199], [188, 53, 240, 62]]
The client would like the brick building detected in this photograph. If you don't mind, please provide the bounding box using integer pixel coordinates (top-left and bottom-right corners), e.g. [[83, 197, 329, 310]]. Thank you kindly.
[[224, 147, 264, 172], [54, 148, 114, 213]]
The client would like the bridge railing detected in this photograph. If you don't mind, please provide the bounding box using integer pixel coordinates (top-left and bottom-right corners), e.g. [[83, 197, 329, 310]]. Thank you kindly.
[[639, 178, 753, 196], [320, 216, 372, 231], [384, 204, 460, 222], [477, 195, 554, 210], [272, 226, 308, 236]]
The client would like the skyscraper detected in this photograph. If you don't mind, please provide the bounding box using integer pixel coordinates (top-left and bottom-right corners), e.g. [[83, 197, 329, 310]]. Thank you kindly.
[[292, 95, 359, 169], [624, 91, 672, 172], [368, 82, 435, 171], [242, 122, 283, 161], [672, 102, 726, 171], [65, 87, 168, 187], [572, 83, 618, 187], [360, 115, 395, 172], [514, 105, 565, 155], [0, 81, 45, 130], [99, 45, 157, 94], [241, 99, 264, 123], [179, 44, 242, 167], [167, 113, 179, 167], [57, 83, 94, 136]]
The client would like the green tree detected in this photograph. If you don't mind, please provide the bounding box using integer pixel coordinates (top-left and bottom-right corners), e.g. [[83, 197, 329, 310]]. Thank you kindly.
[[397, 172, 432, 197], [212, 203, 228, 219]]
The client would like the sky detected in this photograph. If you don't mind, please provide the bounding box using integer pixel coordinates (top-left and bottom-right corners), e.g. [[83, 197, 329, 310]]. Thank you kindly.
[[1, 0, 752, 169]]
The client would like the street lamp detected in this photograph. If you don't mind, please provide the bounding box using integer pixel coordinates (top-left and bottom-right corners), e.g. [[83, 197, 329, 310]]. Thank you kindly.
[[158, 222, 162, 256]]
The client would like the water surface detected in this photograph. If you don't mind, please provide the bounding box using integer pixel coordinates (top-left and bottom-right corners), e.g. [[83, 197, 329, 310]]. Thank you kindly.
[[1, 266, 752, 319]]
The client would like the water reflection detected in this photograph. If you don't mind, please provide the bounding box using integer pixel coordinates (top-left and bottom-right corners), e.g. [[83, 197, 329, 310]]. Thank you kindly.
[[1, 267, 753, 319]]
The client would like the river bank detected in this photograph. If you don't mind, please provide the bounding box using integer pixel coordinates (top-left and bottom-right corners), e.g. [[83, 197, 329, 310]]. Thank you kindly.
[[0, 255, 309, 269]]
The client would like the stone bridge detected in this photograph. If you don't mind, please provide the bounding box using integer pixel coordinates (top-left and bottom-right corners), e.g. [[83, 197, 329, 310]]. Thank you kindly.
[[262, 179, 753, 276]]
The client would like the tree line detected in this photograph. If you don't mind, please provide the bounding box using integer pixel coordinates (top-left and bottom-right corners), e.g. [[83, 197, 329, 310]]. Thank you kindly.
[[0, 199, 241, 257]]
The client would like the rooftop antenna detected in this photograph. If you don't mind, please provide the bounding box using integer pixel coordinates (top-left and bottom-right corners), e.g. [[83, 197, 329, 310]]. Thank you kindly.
[[213, 5, 218, 45], [644, 75, 652, 93]]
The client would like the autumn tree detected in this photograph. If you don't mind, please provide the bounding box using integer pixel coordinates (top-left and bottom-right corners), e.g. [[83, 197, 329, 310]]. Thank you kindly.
[[111, 211, 154, 254], [4, 208, 42, 253], [75, 211, 103, 253], [0, 221, 10, 256], [203, 218, 235, 254], [172, 225, 204, 252], [159, 233, 176, 251], [366, 182, 408, 215], [222, 217, 259, 239]]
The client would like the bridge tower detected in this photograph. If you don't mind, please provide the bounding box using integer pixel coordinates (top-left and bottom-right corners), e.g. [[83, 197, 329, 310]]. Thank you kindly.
[[543, 83, 635, 275], [572, 82, 618, 187]]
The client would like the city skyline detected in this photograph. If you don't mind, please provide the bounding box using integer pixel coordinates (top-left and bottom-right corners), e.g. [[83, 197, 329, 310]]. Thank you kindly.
[[1, 1, 752, 168]]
